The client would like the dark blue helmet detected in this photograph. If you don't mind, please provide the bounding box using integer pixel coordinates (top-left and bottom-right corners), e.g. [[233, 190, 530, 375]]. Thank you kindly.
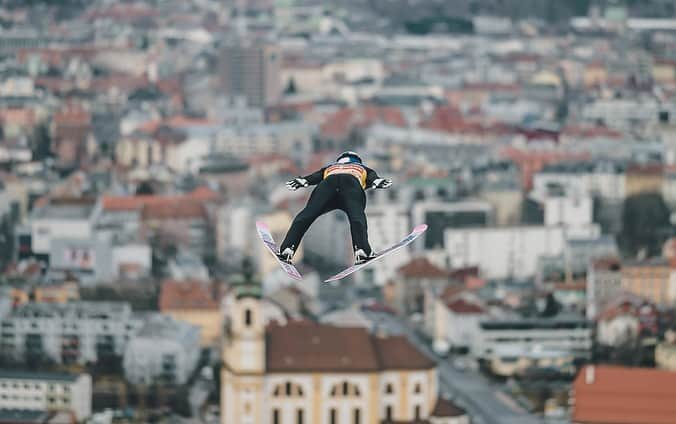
[[337, 151, 362, 164]]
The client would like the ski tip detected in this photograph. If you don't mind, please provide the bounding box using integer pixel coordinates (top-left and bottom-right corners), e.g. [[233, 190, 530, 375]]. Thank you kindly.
[[414, 224, 428, 233]]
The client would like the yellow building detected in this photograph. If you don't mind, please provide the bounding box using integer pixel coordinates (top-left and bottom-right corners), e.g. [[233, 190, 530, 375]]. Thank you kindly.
[[159, 279, 223, 346], [621, 258, 676, 305], [625, 164, 663, 197], [221, 283, 466, 424], [10, 282, 79, 306], [653, 60, 676, 85]]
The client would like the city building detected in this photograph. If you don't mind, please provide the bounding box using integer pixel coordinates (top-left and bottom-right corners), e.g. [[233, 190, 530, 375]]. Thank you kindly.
[[424, 289, 487, 356], [532, 160, 626, 201], [621, 258, 676, 305], [0, 302, 143, 365], [123, 314, 201, 385], [218, 39, 280, 107], [586, 257, 622, 319], [361, 204, 411, 286], [0, 371, 91, 421], [625, 164, 664, 197], [30, 199, 95, 262], [444, 226, 566, 280], [386, 257, 451, 316], [486, 345, 576, 378], [159, 279, 223, 346], [572, 365, 676, 424], [596, 294, 658, 347], [220, 282, 462, 424], [412, 200, 493, 251], [474, 316, 592, 360]]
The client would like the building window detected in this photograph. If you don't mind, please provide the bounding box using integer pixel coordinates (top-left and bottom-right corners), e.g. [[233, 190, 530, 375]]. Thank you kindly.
[[244, 309, 252, 327], [272, 409, 279, 424], [330, 381, 361, 397], [329, 408, 337, 424], [414, 405, 421, 420], [413, 383, 422, 394], [385, 405, 392, 420], [273, 382, 304, 398], [297, 409, 304, 424], [385, 383, 393, 394], [353, 408, 361, 424]]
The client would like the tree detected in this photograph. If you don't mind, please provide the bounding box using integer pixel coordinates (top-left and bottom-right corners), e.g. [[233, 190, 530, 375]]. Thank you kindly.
[[30, 123, 52, 161], [284, 77, 298, 95], [621, 193, 671, 257]]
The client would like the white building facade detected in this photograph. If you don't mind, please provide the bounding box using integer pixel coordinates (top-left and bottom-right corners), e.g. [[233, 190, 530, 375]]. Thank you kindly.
[[123, 315, 201, 385], [0, 302, 143, 365], [0, 371, 92, 421], [444, 226, 566, 280]]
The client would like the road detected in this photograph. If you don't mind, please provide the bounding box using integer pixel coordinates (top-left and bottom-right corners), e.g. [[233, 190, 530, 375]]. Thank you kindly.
[[362, 310, 546, 424]]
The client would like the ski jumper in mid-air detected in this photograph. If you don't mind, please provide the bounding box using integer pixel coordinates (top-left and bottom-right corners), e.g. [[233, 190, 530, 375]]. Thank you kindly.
[[278, 151, 392, 265]]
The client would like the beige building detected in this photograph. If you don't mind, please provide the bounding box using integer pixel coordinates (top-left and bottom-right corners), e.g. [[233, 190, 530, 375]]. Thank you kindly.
[[221, 283, 467, 424], [621, 258, 676, 306], [625, 164, 663, 197], [159, 280, 224, 346], [478, 187, 522, 226]]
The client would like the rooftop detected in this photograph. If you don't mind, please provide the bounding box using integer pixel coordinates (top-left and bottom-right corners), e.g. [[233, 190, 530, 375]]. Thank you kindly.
[[0, 370, 80, 382], [431, 397, 467, 418], [573, 365, 676, 424], [11, 301, 132, 319], [398, 257, 449, 279], [159, 280, 220, 310], [266, 321, 435, 373], [32, 200, 95, 220], [445, 299, 486, 314]]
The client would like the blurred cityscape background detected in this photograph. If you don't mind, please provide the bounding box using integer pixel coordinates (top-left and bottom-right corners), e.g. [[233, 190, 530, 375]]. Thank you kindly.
[[1, 0, 676, 423]]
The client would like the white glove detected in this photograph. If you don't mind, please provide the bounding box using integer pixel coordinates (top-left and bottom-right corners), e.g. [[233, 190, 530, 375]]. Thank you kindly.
[[286, 177, 308, 191], [372, 178, 392, 189]]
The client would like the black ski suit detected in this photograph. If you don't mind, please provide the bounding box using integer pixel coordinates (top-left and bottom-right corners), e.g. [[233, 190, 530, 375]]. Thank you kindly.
[[280, 162, 382, 256]]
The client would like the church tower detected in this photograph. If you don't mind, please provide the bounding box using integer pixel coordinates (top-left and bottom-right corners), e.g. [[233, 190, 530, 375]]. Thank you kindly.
[[221, 260, 266, 424]]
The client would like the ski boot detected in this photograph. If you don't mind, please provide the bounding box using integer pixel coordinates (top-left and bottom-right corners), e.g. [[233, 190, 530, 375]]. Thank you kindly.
[[277, 247, 295, 264], [354, 249, 377, 265]]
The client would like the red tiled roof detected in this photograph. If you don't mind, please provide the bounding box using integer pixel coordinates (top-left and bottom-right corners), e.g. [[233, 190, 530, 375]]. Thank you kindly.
[[440, 285, 466, 303], [573, 365, 676, 424], [372, 335, 435, 370], [266, 321, 434, 372], [431, 397, 467, 417], [189, 186, 220, 201], [563, 125, 623, 139], [445, 299, 485, 314], [159, 280, 219, 310], [101, 195, 162, 211], [142, 200, 205, 220], [320, 106, 406, 140], [420, 105, 510, 135], [102, 191, 218, 212], [553, 281, 587, 291], [626, 163, 663, 176], [54, 104, 91, 126], [398, 257, 449, 279], [592, 257, 621, 272]]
